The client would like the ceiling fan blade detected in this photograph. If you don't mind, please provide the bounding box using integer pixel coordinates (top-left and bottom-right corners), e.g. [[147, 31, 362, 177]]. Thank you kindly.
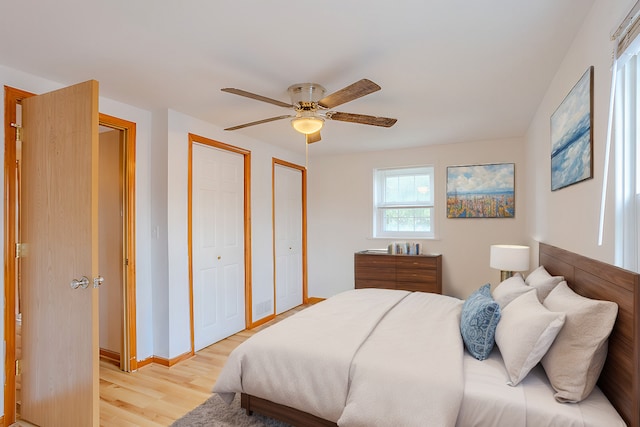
[[327, 112, 397, 127], [306, 131, 322, 144], [221, 88, 293, 108], [224, 115, 293, 131], [318, 79, 381, 109]]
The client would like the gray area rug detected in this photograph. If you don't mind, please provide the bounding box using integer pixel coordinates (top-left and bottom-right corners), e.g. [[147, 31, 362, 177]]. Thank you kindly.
[[171, 394, 291, 427]]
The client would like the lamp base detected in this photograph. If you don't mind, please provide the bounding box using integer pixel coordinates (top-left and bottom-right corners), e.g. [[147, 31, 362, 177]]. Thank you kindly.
[[500, 270, 513, 282]]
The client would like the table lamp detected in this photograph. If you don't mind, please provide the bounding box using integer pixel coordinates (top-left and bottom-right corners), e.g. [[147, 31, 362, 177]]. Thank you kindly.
[[490, 244, 530, 281]]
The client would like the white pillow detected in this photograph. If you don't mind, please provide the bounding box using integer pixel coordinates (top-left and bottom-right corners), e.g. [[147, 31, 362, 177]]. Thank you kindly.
[[541, 282, 618, 402], [492, 274, 534, 308], [495, 291, 565, 386], [525, 266, 564, 302]]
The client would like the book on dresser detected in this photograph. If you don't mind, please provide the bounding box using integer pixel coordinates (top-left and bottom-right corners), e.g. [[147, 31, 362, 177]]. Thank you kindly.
[[354, 251, 442, 294]]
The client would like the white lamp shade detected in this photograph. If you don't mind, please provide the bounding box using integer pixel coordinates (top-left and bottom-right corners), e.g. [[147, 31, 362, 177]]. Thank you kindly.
[[291, 116, 324, 134], [490, 244, 530, 272]]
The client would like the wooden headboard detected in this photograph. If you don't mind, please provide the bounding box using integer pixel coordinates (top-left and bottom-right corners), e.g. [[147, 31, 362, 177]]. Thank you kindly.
[[539, 243, 640, 427]]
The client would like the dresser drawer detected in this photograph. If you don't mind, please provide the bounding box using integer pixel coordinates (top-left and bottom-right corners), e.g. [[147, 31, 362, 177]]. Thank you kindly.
[[396, 268, 436, 283], [356, 254, 396, 268], [355, 266, 396, 281], [395, 256, 437, 270]]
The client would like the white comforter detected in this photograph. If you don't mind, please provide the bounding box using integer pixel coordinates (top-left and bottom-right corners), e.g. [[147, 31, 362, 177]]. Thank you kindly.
[[339, 291, 464, 426], [213, 289, 464, 426]]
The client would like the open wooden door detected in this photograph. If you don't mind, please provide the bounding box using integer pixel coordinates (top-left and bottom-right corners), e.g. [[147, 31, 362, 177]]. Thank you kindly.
[[19, 80, 99, 426]]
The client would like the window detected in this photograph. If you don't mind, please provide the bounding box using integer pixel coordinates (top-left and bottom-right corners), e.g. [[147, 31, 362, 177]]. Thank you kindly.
[[373, 166, 435, 238], [611, 20, 640, 271], [612, 45, 640, 271]]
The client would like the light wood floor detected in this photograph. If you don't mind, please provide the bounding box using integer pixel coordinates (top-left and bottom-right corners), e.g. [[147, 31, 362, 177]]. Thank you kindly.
[[100, 305, 307, 426]]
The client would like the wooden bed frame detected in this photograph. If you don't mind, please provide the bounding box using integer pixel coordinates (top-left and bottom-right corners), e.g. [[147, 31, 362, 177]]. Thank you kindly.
[[241, 243, 640, 427], [539, 243, 639, 427]]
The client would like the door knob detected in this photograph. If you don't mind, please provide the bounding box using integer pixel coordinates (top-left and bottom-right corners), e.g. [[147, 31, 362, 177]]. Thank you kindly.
[[70, 276, 90, 290], [93, 276, 104, 288]]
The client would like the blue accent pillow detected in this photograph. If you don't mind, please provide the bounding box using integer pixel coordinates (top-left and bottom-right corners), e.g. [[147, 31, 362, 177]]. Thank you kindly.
[[460, 284, 501, 360]]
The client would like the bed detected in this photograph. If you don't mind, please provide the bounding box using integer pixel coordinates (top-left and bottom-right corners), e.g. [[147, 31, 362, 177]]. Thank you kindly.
[[213, 243, 640, 427]]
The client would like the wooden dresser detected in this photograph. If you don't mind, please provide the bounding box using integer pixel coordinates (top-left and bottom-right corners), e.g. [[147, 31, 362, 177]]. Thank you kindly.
[[354, 251, 442, 294]]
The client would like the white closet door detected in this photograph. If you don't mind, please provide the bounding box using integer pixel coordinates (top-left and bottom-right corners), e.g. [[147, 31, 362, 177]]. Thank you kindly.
[[274, 164, 303, 314], [192, 143, 245, 351]]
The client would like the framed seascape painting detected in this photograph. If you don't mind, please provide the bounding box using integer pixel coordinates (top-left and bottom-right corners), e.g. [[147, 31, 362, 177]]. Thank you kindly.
[[446, 163, 515, 218], [550, 66, 594, 191]]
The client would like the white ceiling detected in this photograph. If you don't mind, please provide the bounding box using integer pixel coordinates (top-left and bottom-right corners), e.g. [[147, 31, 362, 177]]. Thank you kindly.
[[0, 0, 595, 155]]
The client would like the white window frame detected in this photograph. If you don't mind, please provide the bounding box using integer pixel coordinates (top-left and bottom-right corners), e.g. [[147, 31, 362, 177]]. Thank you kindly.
[[613, 45, 640, 271], [373, 166, 435, 239]]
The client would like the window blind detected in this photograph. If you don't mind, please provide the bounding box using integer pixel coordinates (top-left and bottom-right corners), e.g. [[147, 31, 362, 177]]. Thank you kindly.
[[615, 1, 640, 57]]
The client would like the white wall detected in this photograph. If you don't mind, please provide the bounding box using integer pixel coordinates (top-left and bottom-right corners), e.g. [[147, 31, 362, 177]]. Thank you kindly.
[[526, 0, 634, 264], [307, 137, 527, 300], [99, 96, 153, 361], [151, 109, 170, 360]]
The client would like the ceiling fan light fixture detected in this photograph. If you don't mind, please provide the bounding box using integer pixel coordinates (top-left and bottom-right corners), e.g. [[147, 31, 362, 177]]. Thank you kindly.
[[291, 116, 324, 135], [222, 79, 396, 139]]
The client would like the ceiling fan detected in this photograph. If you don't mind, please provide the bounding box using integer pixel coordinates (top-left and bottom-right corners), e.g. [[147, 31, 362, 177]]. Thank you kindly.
[[221, 79, 397, 144]]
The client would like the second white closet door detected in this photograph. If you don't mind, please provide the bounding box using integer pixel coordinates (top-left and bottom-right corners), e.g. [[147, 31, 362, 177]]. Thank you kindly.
[[274, 164, 303, 314]]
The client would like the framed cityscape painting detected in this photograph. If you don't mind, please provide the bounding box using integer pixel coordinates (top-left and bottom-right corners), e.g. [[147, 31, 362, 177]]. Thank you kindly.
[[447, 163, 515, 218], [550, 66, 594, 191]]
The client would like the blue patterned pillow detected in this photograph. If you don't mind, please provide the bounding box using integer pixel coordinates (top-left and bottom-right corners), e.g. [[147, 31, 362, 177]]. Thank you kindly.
[[460, 284, 501, 360]]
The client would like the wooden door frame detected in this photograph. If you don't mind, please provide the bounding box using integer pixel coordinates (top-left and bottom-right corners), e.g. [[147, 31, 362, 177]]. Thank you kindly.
[[272, 158, 308, 317], [99, 113, 138, 372], [187, 133, 252, 356], [3, 85, 32, 425], [2, 86, 138, 424]]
